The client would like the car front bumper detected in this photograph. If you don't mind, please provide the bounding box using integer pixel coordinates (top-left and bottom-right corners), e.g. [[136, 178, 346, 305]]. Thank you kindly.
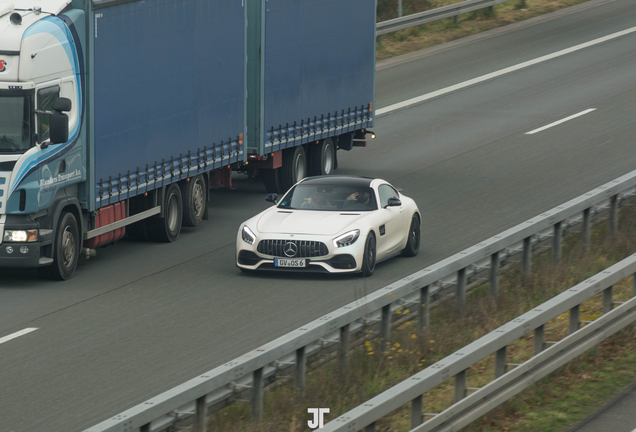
[[236, 231, 367, 274]]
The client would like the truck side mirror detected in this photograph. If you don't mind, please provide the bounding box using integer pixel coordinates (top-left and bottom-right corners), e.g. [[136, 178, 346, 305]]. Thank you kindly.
[[49, 98, 71, 145]]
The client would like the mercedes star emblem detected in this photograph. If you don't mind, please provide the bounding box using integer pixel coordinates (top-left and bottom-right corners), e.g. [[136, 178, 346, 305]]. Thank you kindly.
[[284, 241, 298, 257]]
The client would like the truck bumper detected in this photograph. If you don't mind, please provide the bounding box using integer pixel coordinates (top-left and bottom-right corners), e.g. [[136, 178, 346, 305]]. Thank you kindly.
[[0, 214, 50, 268]]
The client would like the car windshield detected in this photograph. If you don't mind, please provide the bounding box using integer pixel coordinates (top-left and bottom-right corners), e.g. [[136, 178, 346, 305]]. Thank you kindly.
[[0, 91, 32, 153], [278, 184, 377, 211]]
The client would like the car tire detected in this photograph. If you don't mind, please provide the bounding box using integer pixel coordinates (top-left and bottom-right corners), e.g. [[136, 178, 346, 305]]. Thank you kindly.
[[281, 145, 307, 192], [41, 212, 80, 280], [360, 232, 376, 277], [402, 214, 420, 257], [182, 175, 206, 227], [148, 183, 183, 242], [308, 138, 335, 176]]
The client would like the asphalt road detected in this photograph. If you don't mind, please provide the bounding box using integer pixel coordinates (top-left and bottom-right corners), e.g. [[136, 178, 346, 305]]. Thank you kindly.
[[2, 0, 636, 430]]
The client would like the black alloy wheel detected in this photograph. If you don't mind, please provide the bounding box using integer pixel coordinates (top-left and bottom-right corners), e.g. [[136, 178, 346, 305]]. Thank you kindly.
[[361, 232, 376, 277], [402, 214, 420, 257]]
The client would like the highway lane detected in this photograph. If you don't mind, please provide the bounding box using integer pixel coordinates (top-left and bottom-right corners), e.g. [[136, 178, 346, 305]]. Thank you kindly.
[[2, 0, 636, 430]]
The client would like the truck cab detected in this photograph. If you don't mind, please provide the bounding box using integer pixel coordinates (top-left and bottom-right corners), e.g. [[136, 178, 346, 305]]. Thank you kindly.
[[0, 0, 85, 279]]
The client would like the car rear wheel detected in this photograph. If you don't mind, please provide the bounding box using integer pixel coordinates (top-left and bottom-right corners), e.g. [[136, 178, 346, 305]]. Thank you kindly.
[[361, 232, 376, 277], [402, 214, 420, 257]]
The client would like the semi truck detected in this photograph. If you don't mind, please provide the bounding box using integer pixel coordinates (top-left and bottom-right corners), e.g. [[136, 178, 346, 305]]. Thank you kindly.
[[0, 0, 376, 280]]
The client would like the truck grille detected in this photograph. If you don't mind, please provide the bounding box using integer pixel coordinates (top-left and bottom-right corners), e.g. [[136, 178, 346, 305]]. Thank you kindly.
[[257, 240, 329, 258]]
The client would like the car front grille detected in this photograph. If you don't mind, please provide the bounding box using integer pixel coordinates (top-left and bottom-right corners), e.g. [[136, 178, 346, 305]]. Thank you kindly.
[[257, 239, 329, 258]]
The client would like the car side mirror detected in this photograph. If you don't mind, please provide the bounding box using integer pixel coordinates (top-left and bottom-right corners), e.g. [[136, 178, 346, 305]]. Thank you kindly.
[[49, 97, 72, 145], [265, 193, 278, 204], [386, 197, 401, 208]]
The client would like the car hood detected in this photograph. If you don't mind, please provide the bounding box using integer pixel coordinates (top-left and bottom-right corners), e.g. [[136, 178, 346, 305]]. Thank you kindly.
[[256, 209, 363, 235]]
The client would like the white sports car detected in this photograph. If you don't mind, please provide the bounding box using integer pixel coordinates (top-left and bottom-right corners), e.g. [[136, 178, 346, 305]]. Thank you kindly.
[[236, 176, 420, 276]]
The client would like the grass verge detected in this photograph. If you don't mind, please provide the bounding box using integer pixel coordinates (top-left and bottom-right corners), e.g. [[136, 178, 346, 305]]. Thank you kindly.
[[207, 206, 636, 431], [376, 0, 596, 61]]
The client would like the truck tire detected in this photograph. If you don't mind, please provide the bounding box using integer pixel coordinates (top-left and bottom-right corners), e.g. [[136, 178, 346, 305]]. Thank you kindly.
[[261, 168, 283, 194], [148, 183, 183, 242], [308, 138, 335, 176], [182, 175, 206, 227], [281, 145, 307, 192], [41, 212, 80, 280]]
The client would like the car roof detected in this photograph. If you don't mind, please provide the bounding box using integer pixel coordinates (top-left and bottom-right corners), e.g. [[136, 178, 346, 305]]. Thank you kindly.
[[300, 175, 374, 188]]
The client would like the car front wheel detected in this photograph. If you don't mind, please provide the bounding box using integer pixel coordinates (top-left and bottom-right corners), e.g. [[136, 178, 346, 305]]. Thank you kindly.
[[361, 232, 376, 277]]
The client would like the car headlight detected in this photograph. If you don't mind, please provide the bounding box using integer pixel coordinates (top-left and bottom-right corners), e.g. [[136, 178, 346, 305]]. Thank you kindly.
[[242, 225, 256, 245], [3, 230, 38, 243], [333, 230, 360, 248]]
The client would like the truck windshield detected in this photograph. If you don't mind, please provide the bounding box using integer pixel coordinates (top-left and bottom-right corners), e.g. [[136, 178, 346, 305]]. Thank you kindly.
[[0, 91, 32, 153]]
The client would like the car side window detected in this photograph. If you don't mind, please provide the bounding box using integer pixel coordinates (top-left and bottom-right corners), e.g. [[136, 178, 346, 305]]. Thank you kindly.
[[378, 184, 399, 208]]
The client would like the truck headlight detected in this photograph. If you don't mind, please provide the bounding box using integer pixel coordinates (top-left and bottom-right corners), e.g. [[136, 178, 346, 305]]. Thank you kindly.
[[242, 226, 256, 245], [3, 230, 38, 243], [333, 230, 360, 248]]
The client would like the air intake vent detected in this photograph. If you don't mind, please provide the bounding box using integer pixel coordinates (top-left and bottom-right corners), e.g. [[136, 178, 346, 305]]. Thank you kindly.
[[19, 190, 26, 211]]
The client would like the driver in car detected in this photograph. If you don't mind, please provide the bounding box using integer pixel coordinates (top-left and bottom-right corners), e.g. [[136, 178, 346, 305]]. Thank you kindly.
[[343, 189, 371, 210], [301, 190, 328, 209]]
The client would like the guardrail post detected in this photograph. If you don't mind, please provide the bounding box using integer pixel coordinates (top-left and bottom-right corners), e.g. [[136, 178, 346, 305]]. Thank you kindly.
[[495, 346, 507, 378], [453, 15, 458, 25], [603, 286, 613, 314], [251, 367, 264, 421], [140, 424, 150, 432], [398, 0, 403, 17], [295, 346, 306, 395], [419, 285, 430, 331], [533, 325, 545, 354], [633, 274, 636, 297], [569, 304, 580, 334], [194, 395, 208, 432], [610, 194, 618, 237], [522, 236, 532, 283], [552, 222, 562, 265], [381, 304, 392, 351], [365, 422, 377, 432], [411, 395, 423, 428], [457, 268, 467, 308], [582, 208, 591, 250], [454, 369, 467, 402], [338, 324, 350, 369], [490, 252, 500, 297]]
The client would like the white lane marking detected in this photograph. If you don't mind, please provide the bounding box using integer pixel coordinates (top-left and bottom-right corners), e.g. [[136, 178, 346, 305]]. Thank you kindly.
[[525, 108, 596, 135], [376, 26, 636, 116], [0, 328, 38, 346]]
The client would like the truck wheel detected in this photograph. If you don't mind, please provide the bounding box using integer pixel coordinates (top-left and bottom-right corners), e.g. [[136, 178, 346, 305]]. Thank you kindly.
[[360, 232, 376, 277], [182, 175, 206, 227], [308, 138, 335, 176], [148, 183, 183, 242], [42, 212, 80, 280], [261, 168, 283, 194], [281, 146, 307, 192]]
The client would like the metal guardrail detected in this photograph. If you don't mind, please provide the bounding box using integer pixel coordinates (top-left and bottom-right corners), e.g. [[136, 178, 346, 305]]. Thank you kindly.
[[323, 254, 636, 432], [86, 165, 636, 432], [377, 0, 519, 36]]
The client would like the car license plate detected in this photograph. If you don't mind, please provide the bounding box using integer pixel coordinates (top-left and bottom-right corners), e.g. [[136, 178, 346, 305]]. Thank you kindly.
[[275, 258, 306, 268]]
